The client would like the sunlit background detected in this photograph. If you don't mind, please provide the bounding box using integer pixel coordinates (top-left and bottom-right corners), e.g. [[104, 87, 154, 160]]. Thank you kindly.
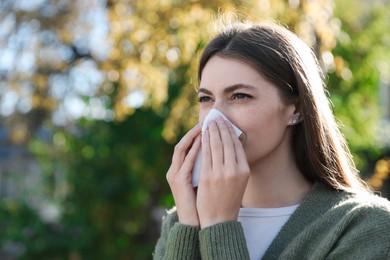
[[0, 0, 390, 258]]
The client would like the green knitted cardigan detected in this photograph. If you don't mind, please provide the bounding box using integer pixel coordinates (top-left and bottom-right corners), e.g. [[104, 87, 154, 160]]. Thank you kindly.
[[154, 182, 390, 259]]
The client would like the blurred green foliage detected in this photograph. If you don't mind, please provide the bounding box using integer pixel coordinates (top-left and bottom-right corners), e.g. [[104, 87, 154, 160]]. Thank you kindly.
[[329, 0, 390, 171], [0, 0, 389, 259]]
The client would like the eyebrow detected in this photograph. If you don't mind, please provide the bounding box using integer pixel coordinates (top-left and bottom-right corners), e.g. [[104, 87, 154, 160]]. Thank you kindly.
[[197, 84, 257, 95]]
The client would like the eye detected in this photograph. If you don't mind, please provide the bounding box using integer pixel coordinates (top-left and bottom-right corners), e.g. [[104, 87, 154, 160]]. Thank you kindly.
[[197, 96, 213, 103], [232, 93, 252, 100]]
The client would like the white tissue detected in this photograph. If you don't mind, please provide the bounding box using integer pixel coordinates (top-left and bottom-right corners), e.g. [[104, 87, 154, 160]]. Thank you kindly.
[[192, 109, 243, 187]]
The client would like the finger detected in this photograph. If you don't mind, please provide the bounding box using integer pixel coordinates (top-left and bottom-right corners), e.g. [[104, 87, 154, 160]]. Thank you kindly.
[[201, 128, 212, 170], [208, 119, 223, 168], [226, 121, 246, 165], [171, 124, 201, 172], [179, 135, 201, 173], [216, 117, 235, 166], [172, 124, 201, 162]]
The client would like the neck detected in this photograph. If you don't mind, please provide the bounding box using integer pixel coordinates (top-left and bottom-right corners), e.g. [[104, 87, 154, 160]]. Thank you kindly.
[[242, 143, 312, 208], [242, 173, 312, 208]]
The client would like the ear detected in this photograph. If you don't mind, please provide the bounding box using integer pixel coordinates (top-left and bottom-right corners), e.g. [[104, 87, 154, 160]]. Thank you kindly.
[[289, 112, 301, 125], [288, 102, 302, 126]]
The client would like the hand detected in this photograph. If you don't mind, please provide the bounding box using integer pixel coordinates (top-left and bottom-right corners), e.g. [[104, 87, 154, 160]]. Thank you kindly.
[[197, 117, 250, 228], [166, 124, 201, 226]]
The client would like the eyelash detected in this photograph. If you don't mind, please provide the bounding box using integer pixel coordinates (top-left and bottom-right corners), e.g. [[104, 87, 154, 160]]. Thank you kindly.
[[232, 93, 252, 100], [197, 93, 252, 103], [197, 96, 212, 103]]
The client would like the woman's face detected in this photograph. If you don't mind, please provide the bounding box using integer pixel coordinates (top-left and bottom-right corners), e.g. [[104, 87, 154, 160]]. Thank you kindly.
[[198, 55, 296, 167]]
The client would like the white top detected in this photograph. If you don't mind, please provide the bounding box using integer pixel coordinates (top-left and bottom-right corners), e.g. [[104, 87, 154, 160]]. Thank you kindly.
[[238, 204, 299, 260]]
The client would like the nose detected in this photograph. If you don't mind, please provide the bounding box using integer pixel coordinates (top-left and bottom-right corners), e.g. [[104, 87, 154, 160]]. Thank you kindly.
[[201, 105, 232, 123], [212, 102, 234, 120], [198, 95, 237, 128], [200, 107, 244, 140], [199, 102, 226, 123]]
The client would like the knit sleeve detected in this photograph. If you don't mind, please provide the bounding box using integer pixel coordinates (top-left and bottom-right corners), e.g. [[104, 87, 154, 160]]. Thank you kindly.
[[199, 221, 250, 260], [153, 210, 200, 260], [326, 200, 390, 260]]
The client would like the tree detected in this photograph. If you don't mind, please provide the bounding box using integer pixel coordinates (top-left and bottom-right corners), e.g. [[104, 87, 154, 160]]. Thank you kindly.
[[0, 0, 110, 144], [329, 0, 390, 172]]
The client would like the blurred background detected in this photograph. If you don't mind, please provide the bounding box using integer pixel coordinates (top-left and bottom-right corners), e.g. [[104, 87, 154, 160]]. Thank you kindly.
[[0, 0, 389, 259]]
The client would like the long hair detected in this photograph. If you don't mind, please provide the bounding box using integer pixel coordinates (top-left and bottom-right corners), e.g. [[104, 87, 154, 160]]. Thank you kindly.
[[198, 21, 370, 193]]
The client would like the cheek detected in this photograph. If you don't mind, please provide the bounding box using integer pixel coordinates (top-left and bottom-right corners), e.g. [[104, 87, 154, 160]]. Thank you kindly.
[[237, 108, 264, 131], [242, 112, 289, 158], [240, 110, 281, 144], [241, 103, 286, 132]]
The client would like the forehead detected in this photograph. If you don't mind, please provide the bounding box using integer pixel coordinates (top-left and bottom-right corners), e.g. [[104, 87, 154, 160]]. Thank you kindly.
[[199, 55, 267, 89], [199, 55, 277, 93]]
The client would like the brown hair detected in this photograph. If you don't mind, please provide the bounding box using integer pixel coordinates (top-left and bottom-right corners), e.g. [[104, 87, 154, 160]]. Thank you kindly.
[[198, 21, 370, 193]]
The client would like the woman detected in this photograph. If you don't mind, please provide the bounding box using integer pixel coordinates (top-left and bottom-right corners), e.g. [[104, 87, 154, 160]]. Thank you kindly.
[[154, 20, 390, 259]]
